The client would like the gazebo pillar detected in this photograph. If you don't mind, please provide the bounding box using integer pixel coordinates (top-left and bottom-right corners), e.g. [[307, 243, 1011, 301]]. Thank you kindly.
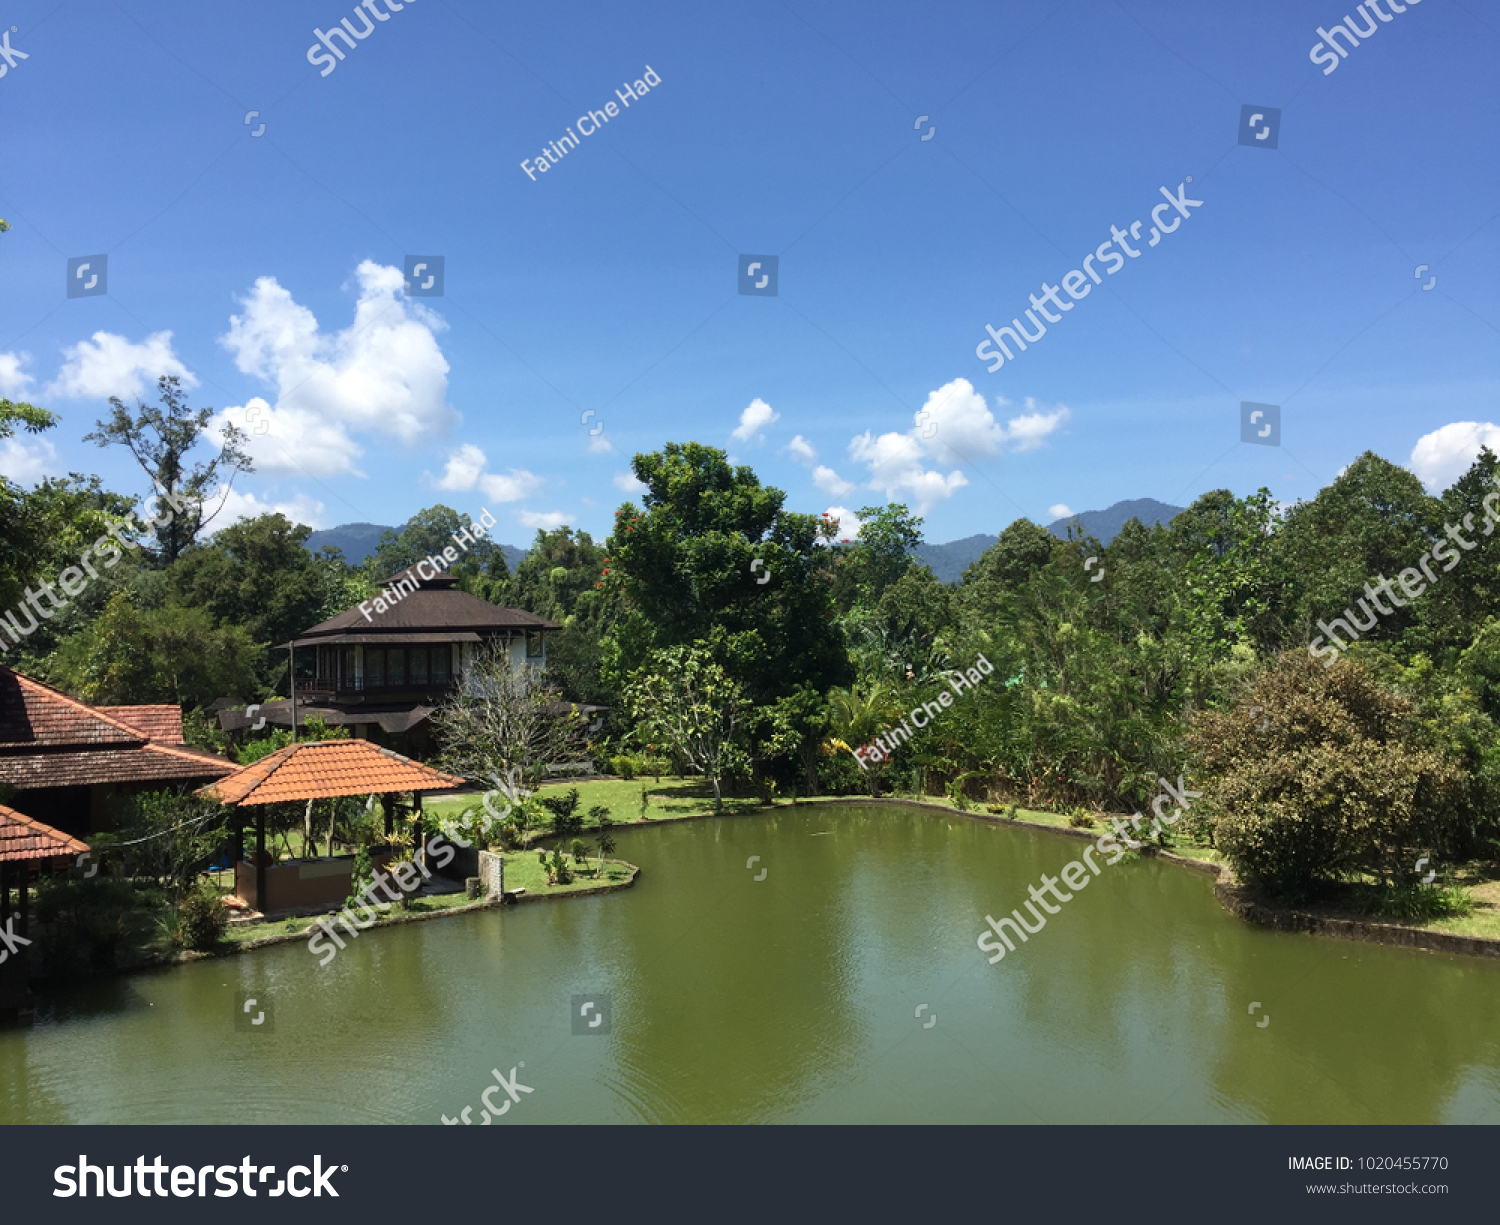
[[255, 810, 267, 914], [0, 862, 10, 928], [17, 865, 27, 937]]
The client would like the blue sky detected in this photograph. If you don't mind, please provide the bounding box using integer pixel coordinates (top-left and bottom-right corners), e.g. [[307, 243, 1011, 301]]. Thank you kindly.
[[1, 0, 1496, 548]]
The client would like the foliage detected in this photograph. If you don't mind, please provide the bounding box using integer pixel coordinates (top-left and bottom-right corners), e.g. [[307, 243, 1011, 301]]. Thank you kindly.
[[173, 880, 229, 950], [1188, 652, 1463, 897], [84, 375, 254, 565], [539, 787, 585, 839], [625, 642, 747, 812], [113, 788, 227, 905], [32, 876, 142, 973]]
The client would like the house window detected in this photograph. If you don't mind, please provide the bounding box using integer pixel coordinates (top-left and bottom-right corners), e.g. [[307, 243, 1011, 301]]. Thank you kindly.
[[526, 631, 544, 659], [432, 646, 452, 685], [386, 648, 406, 686], [365, 648, 386, 688]]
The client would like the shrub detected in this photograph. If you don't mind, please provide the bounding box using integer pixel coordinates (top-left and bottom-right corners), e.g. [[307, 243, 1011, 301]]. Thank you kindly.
[[610, 756, 637, 780], [1067, 808, 1096, 829], [539, 788, 585, 838], [33, 876, 140, 973], [571, 837, 587, 864], [1188, 652, 1464, 898], [1365, 882, 1475, 921], [175, 880, 229, 951]]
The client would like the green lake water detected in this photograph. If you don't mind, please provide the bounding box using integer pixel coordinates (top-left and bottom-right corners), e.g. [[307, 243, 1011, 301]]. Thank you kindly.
[[2, 803, 1498, 1124]]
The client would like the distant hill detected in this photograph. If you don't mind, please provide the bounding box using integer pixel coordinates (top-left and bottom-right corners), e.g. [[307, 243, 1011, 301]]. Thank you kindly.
[[914, 535, 996, 584], [1045, 498, 1183, 543], [306, 522, 526, 571], [913, 500, 1186, 584]]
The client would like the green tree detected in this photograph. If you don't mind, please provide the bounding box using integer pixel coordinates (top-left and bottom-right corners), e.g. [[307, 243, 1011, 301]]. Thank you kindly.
[[85, 375, 254, 565], [1187, 651, 1462, 897], [625, 642, 746, 812], [0, 397, 61, 612], [602, 443, 848, 712], [48, 593, 260, 708], [365, 504, 506, 588]]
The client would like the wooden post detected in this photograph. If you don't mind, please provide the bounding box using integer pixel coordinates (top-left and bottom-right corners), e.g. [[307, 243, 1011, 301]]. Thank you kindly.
[[255, 809, 267, 914], [288, 641, 298, 744], [18, 865, 27, 937], [0, 862, 10, 929]]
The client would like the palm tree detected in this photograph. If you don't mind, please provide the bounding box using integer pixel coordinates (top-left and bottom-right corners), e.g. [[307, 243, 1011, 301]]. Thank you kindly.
[[825, 682, 898, 797]]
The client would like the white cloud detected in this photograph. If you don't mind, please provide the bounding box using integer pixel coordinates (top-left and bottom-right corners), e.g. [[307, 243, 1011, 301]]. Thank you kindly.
[[845, 378, 1069, 512], [203, 485, 329, 531], [587, 433, 614, 454], [822, 506, 863, 540], [613, 470, 647, 495], [1409, 422, 1500, 492], [785, 434, 816, 463], [211, 262, 456, 477], [0, 352, 35, 398], [1048, 503, 1074, 520], [480, 470, 544, 503], [216, 397, 365, 478], [731, 397, 779, 443], [813, 465, 854, 497], [48, 331, 195, 401], [0, 435, 59, 487], [519, 509, 574, 530], [428, 442, 542, 504], [435, 442, 488, 491]]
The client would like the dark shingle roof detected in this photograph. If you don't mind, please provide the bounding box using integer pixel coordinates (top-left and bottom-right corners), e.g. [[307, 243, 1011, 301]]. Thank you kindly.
[[297, 565, 558, 640], [96, 705, 185, 744]]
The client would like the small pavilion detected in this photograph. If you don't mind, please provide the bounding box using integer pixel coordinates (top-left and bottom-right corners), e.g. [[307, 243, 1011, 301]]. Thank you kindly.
[[0, 803, 90, 1006], [196, 740, 465, 917]]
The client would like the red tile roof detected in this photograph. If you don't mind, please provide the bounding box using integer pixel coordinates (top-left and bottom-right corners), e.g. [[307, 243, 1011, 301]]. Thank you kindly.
[[0, 802, 89, 863], [96, 706, 185, 744], [0, 668, 234, 790], [198, 740, 465, 807], [0, 670, 145, 749]]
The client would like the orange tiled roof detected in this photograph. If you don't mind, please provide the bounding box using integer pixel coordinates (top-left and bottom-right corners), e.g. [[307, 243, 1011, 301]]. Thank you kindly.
[[198, 740, 465, 807], [0, 802, 89, 863], [96, 705, 185, 744]]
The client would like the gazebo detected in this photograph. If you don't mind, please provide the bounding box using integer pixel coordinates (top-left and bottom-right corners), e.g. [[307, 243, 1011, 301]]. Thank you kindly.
[[0, 803, 90, 1004], [196, 740, 465, 918]]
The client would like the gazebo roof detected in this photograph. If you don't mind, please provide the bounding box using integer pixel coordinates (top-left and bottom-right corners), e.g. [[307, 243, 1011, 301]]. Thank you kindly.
[[0, 803, 90, 863], [196, 740, 465, 808]]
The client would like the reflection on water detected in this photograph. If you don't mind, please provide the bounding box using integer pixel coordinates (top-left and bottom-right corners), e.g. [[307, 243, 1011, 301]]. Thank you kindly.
[[1, 804, 1498, 1124]]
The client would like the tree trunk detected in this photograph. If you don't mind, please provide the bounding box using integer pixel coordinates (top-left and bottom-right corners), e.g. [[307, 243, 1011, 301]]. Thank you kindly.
[[711, 773, 723, 814], [304, 799, 314, 856]]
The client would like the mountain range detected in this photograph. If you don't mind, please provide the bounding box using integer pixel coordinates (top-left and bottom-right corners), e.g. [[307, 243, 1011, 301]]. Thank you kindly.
[[306, 498, 1184, 586]]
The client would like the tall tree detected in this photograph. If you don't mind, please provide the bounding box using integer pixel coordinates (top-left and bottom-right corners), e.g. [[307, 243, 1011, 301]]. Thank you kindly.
[[85, 375, 254, 564]]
